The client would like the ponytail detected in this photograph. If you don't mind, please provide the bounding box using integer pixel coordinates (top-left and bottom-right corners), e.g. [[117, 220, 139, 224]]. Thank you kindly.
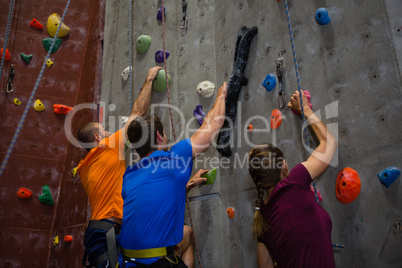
[[252, 182, 267, 239]]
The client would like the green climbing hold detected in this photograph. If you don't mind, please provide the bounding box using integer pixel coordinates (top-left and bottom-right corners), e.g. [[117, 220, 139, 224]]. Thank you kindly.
[[136, 35, 151, 54], [20, 53, 33, 64], [153, 70, 171, 92], [202, 168, 217, 185], [42, 38, 62, 54], [39, 185, 54, 205]]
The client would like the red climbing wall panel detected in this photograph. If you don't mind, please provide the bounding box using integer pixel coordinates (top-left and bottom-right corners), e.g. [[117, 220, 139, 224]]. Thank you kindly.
[[0, 0, 105, 266]]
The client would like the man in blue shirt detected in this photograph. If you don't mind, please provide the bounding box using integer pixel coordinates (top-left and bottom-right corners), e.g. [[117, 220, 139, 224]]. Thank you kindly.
[[118, 83, 227, 267]]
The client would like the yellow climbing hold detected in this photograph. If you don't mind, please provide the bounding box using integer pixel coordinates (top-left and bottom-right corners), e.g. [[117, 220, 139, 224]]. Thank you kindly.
[[53, 235, 59, 246], [13, 98, 22, 105], [71, 167, 77, 178], [34, 99, 45, 111], [47, 13, 70, 38], [46, 59, 53, 68]]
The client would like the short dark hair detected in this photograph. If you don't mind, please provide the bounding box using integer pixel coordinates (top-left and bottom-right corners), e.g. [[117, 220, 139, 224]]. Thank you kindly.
[[77, 122, 99, 151], [127, 114, 164, 158]]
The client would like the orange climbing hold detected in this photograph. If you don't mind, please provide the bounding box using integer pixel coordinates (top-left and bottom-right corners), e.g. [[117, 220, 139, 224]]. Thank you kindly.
[[64, 235, 73, 242], [247, 124, 253, 132], [270, 109, 282, 130], [0, 48, 11, 61], [17, 187, 32, 199], [336, 168, 361, 204], [227, 207, 235, 218], [53, 104, 73, 115], [29, 18, 43, 30]]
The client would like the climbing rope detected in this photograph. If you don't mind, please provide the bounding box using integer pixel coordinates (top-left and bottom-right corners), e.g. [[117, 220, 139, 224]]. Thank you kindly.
[[128, 0, 133, 111], [160, 1, 202, 267], [161, 0, 177, 142], [0, 0, 72, 178], [0, 0, 16, 83], [283, 0, 319, 203]]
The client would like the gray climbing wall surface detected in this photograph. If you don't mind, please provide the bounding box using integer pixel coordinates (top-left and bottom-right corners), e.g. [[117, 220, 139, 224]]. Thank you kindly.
[[101, 1, 402, 267]]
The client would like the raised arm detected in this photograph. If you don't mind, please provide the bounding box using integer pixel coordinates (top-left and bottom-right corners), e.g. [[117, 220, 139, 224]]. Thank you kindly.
[[257, 243, 275, 268], [288, 90, 338, 179], [190, 82, 227, 157], [122, 66, 162, 141]]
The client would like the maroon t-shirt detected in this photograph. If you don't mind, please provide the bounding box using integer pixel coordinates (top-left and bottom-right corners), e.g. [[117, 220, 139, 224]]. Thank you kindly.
[[258, 164, 335, 268]]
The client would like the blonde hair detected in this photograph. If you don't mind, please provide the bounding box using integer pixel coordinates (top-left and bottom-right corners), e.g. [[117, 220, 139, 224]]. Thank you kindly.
[[248, 143, 284, 239]]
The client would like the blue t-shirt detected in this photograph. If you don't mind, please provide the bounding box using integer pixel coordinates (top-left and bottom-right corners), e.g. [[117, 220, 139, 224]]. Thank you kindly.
[[118, 139, 193, 266]]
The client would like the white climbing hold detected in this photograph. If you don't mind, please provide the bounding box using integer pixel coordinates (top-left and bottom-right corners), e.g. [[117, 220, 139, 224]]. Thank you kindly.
[[121, 116, 129, 125], [121, 66, 131, 81], [196, 81, 215, 98]]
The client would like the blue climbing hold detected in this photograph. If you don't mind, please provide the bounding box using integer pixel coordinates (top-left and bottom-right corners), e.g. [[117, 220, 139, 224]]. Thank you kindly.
[[155, 50, 170, 63], [262, 74, 277, 92], [378, 167, 400, 188], [316, 8, 331, 25]]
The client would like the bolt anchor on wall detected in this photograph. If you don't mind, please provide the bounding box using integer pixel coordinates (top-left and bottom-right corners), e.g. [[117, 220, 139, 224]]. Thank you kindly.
[[6, 64, 15, 93], [179, 0, 188, 29], [276, 57, 286, 109]]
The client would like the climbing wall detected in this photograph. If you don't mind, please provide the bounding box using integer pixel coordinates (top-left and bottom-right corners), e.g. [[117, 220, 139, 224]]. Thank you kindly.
[[0, 0, 105, 266], [108, 0, 400, 267]]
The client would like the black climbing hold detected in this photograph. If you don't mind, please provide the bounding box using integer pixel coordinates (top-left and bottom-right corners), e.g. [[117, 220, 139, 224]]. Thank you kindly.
[[216, 26, 258, 157]]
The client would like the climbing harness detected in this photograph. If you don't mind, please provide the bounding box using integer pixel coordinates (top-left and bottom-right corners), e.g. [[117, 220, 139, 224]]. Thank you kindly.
[[282, 0, 318, 203], [0, 0, 71, 178], [82, 220, 121, 268], [6, 64, 15, 93], [161, 1, 202, 267], [275, 58, 286, 109], [0, 0, 16, 83], [121, 246, 175, 259], [179, 0, 188, 29]]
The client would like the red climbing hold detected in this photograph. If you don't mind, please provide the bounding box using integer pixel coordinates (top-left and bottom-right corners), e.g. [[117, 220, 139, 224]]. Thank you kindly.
[[227, 207, 235, 218], [64, 235, 73, 242], [247, 124, 254, 132], [270, 109, 282, 130], [336, 168, 361, 204], [29, 18, 43, 30], [17, 187, 32, 199], [0, 48, 11, 61], [53, 104, 73, 115]]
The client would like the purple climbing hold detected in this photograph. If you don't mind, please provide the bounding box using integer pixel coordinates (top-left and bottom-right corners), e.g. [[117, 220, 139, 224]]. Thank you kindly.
[[157, 6, 165, 21], [155, 50, 170, 63], [193, 104, 206, 126]]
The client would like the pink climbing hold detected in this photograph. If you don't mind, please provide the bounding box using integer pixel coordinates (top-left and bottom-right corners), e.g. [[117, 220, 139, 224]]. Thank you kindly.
[[291, 90, 313, 115]]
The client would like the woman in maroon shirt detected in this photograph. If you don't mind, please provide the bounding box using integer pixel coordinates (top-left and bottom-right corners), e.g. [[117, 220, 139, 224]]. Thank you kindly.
[[248, 90, 338, 268]]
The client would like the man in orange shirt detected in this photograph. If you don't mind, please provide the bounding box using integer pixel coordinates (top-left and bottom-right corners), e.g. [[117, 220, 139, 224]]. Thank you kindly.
[[77, 66, 162, 267]]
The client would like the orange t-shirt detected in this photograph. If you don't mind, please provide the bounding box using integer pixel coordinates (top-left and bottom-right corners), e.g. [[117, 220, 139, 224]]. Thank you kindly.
[[77, 129, 126, 220]]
